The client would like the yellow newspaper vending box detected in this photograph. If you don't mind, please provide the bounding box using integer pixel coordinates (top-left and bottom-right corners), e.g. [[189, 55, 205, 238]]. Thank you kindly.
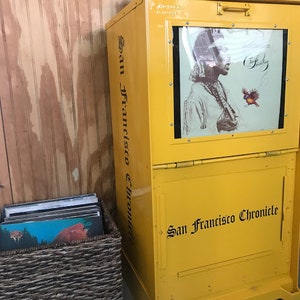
[[106, 0, 300, 299]]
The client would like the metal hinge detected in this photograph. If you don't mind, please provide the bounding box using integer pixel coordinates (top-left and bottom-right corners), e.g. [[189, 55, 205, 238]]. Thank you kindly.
[[153, 148, 298, 170]]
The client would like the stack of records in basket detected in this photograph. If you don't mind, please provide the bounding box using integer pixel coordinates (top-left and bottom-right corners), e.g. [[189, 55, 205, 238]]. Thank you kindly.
[[0, 193, 104, 251]]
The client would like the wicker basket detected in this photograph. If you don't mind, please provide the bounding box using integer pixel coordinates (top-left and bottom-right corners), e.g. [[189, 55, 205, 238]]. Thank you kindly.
[[0, 200, 122, 299]]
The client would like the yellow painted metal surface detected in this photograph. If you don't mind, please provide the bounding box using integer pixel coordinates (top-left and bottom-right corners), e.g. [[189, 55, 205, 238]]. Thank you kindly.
[[153, 153, 296, 299], [106, 3, 156, 298], [146, 1, 300, 165], [106, 0, 300, 299]]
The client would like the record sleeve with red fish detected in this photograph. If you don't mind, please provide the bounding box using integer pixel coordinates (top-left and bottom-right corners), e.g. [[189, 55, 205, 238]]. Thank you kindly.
[[53, 223, 88, 243], [242, 88, 260, 107]]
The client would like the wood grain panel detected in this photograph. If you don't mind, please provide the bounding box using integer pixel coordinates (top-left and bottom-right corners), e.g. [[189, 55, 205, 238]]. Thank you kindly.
[[0, 99, 12, 205], [0, 0, 129, 209]]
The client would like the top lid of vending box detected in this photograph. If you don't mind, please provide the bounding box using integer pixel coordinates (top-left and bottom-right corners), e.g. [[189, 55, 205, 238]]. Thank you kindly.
[[105, 0, 143, 29], [106, 0, 300, 29]]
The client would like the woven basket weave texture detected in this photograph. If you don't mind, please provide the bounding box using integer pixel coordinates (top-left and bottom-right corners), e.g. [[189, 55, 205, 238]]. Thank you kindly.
[[0, 200, 122, 299]]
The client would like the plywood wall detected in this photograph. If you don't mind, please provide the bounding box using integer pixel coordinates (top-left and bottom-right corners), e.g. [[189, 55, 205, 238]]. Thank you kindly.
[[0, 0, 129, 210]]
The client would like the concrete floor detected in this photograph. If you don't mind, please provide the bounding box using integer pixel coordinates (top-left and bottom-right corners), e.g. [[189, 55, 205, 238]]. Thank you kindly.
[[123, 281, 134, 300]]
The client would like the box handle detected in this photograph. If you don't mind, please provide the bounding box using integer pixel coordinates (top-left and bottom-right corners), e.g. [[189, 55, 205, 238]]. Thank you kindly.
[[217, 2, 251, 16]]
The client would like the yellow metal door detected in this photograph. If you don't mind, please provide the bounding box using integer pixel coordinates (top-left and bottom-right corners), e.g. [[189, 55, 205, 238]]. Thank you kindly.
[[154, 153, 297, 299]]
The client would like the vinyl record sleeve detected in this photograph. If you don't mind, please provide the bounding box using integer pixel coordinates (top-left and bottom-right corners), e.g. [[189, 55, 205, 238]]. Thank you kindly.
[[173, 27, 287, 138]]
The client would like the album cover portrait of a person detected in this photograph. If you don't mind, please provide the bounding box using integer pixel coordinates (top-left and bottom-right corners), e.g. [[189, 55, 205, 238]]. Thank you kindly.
[[176, 27, 286, 138]]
